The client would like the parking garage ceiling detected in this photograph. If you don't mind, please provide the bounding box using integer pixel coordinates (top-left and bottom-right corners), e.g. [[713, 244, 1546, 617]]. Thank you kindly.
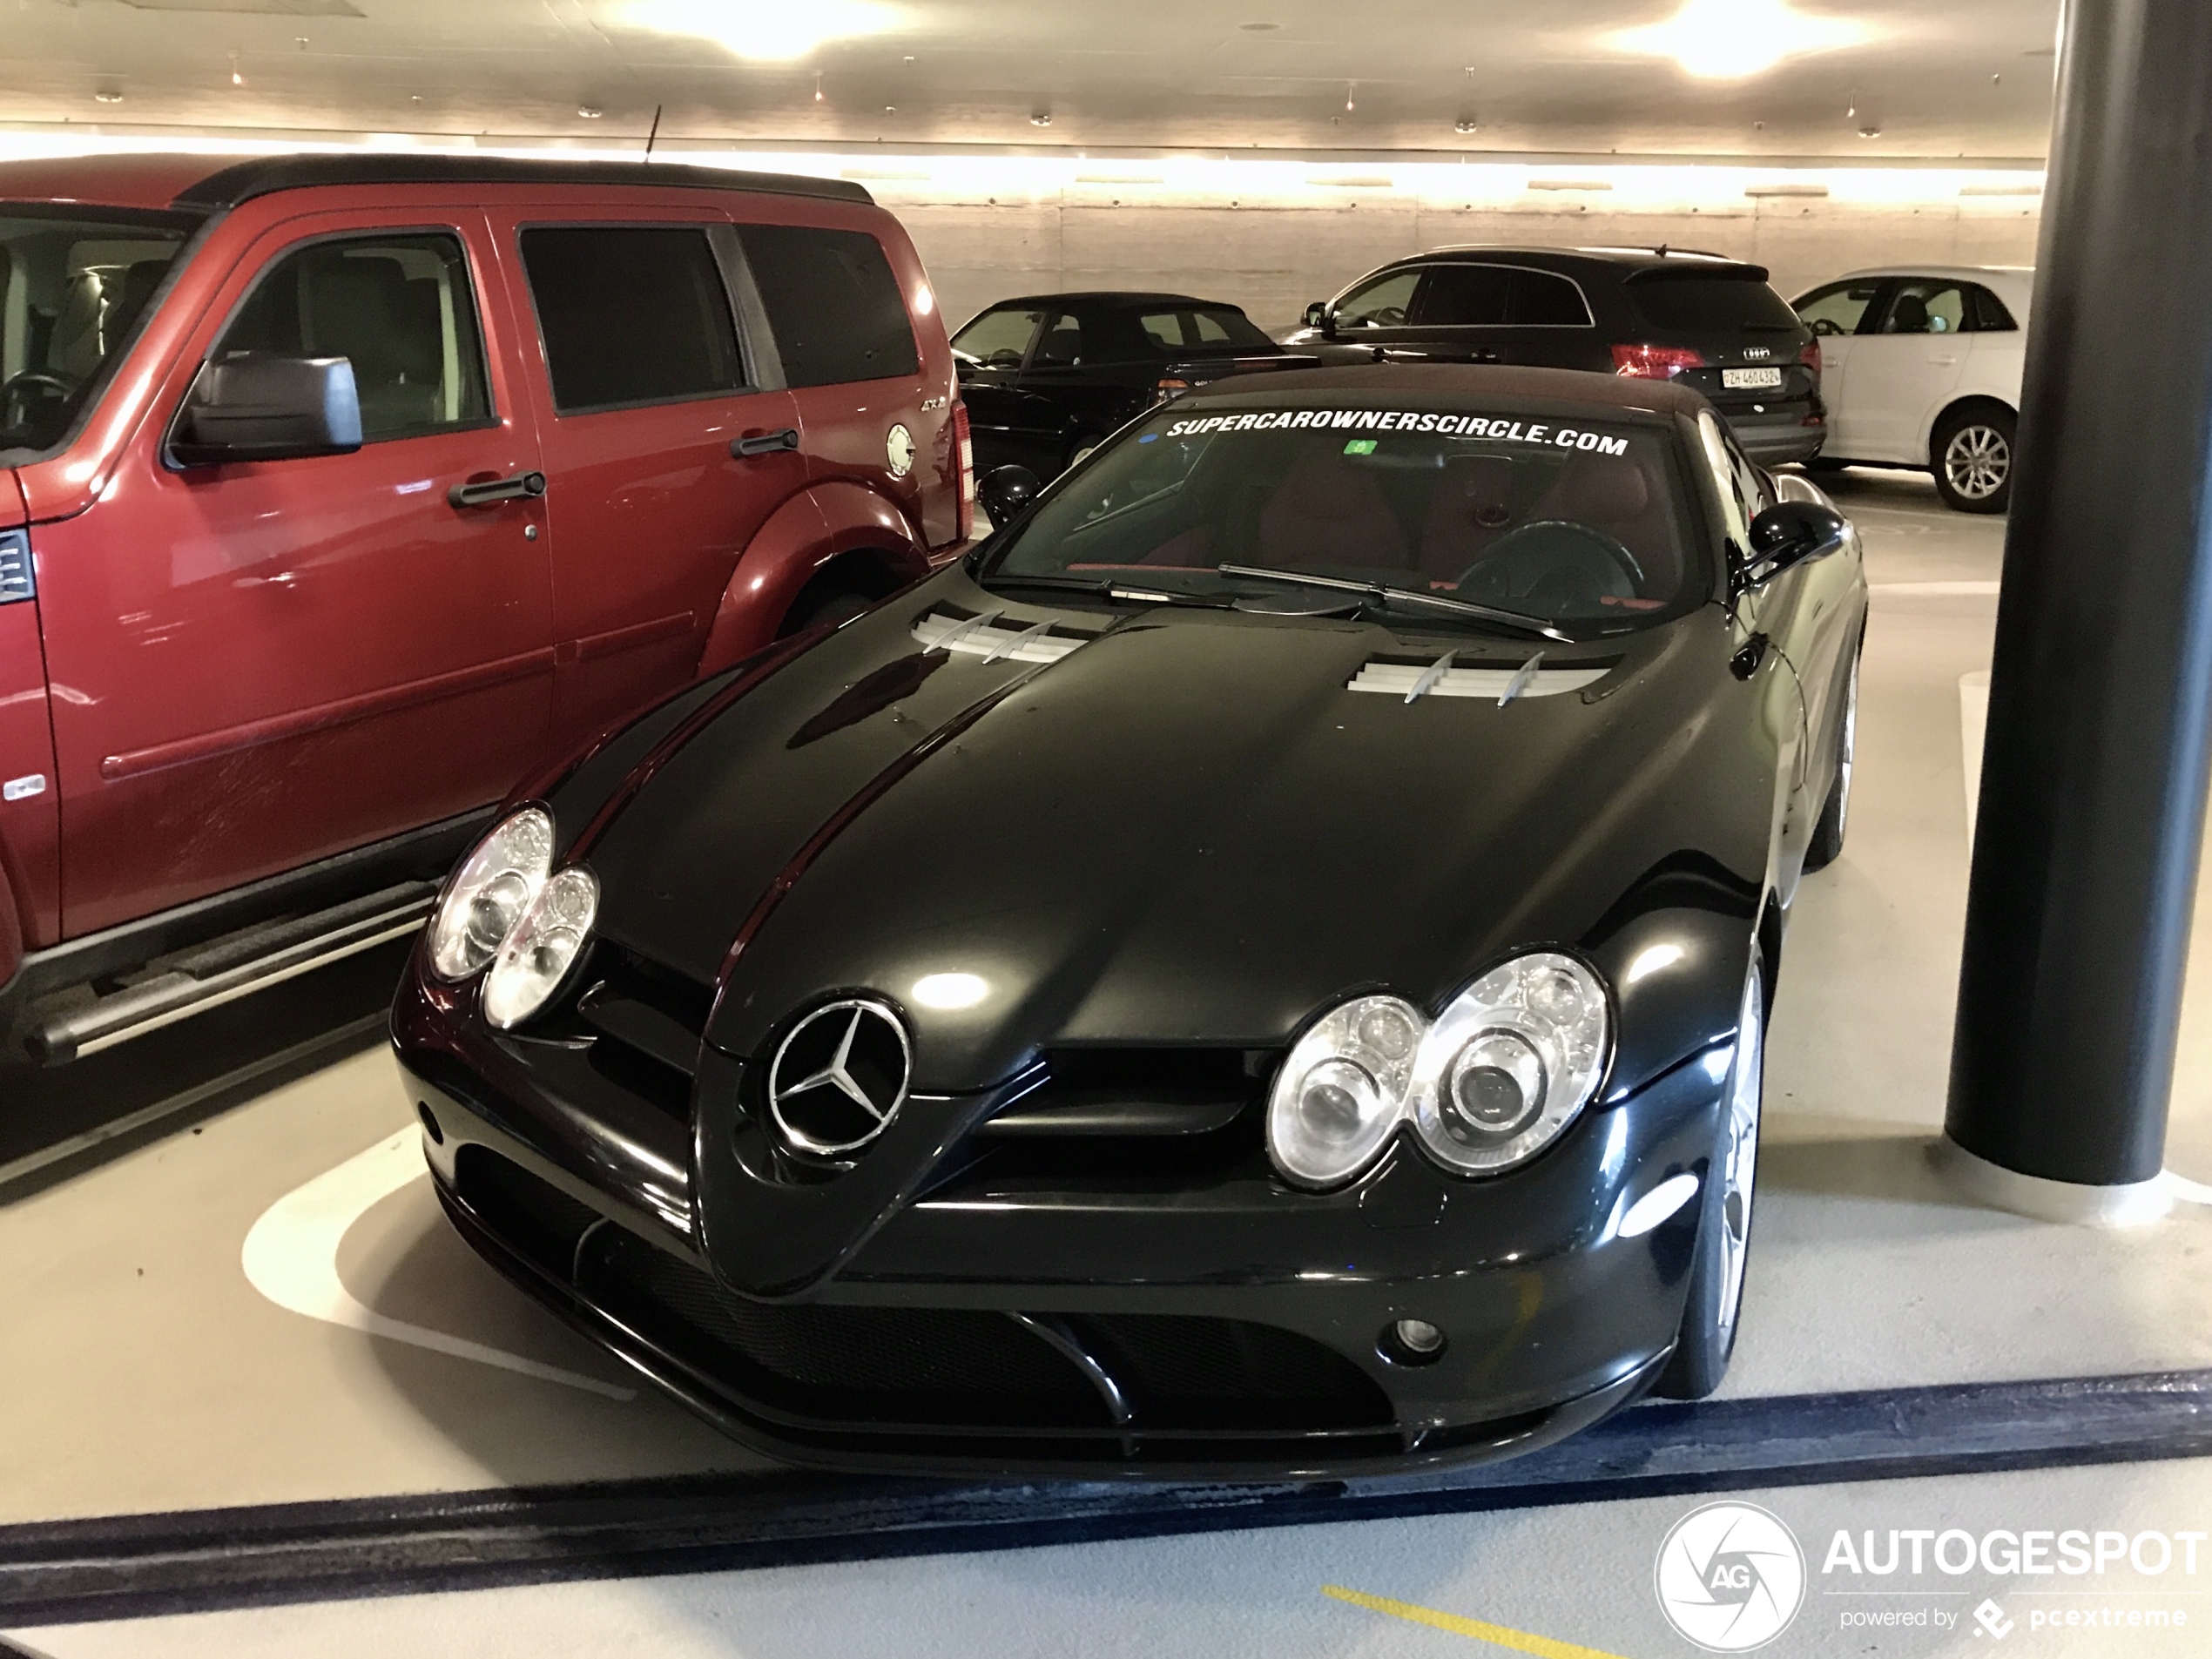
[[4, 0, 2058, 165]]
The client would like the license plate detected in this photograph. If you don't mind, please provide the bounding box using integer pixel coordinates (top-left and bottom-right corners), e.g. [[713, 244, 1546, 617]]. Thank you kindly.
[[1723, 366, 1784, 390]]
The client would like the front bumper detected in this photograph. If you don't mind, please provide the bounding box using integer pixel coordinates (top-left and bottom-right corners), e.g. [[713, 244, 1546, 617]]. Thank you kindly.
[[392, 960, 1728, 1479]]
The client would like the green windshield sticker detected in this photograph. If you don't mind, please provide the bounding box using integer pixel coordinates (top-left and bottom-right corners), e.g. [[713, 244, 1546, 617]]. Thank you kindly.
[[1343, 438, 1379, 455]]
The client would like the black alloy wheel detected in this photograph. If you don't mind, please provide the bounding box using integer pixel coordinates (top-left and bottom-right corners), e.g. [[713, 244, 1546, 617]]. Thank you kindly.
[[1652, 953, 1765, 1400], [1802, 644, 1859, 873]]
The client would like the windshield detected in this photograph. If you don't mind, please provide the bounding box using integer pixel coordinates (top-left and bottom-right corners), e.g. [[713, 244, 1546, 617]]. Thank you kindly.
[[0, 209, 192, 455], [981, 401, 1703, 631]]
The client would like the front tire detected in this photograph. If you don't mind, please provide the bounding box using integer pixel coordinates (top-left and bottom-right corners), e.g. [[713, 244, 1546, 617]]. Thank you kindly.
[[1932, 406, 2016, 514], [1652, 954, 1765, 1400], [1802, 644, 1859, 873]]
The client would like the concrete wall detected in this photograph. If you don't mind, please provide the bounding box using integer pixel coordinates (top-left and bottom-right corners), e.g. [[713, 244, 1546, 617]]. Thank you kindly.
[[885, 192, 2042, 334]]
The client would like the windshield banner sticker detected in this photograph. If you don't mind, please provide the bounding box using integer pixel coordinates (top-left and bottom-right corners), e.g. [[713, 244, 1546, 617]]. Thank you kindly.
[[1161, 409, 1631, 455]]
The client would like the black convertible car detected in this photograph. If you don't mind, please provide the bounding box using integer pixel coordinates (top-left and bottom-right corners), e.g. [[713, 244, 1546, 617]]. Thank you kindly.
[[392, 365, 1865, 1478]]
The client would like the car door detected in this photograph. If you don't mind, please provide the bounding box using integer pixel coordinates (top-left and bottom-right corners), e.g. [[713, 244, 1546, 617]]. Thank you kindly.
[[1014, 307, 1134, 469], [1791, 277, 1885, 455], [34, 211, 556, 934], [493, 213, 808, 753], [1400, 261, 1511, 362], [951, 303, 1048, 473], [1841, 278, 1972, 462], [1320, 265, 1425, 361]]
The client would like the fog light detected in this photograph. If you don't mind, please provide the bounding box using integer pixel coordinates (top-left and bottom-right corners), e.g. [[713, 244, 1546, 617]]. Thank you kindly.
[[1381, 1318, 1447, 1365]]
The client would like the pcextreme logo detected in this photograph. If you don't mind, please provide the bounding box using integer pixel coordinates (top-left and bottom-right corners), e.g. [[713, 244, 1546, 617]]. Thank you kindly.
[[1655, 1502, 1808, 1652]]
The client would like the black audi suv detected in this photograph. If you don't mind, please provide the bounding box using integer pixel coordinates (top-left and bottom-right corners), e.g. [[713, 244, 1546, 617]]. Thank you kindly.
[[1279, 246, 1824, 465]]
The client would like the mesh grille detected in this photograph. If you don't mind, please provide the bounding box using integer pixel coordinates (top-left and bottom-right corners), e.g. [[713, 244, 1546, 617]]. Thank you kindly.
[[582, 1227, 1109, 1428]]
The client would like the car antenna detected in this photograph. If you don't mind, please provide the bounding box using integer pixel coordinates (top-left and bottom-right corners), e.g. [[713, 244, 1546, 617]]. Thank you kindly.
[[644, 103, 663, 158], [1655, 243, 1668, 257]]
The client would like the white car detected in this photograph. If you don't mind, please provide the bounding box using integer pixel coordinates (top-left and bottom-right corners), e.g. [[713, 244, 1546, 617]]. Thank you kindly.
[[1791, 266, 2032, 513]]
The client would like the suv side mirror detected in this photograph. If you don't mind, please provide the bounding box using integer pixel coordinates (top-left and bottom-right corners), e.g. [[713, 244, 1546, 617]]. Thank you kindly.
[[1739, 500, 1847, 590], [978, 464, 1042, 527], [171, 353, 363, 467], [1302, 300, 1331, 334]]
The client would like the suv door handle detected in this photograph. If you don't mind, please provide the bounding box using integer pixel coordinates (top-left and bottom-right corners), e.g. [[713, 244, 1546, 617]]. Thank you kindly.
[[732, 428, 799, 458], [448, 471, 545, 509]]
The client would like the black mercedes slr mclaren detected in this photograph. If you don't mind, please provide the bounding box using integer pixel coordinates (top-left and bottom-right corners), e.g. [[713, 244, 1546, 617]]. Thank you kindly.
[[392, 364, 1865, 1478]]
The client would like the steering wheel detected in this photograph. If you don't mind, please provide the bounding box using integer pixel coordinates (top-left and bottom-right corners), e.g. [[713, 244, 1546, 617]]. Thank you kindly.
[[1351, 307, 1408, 328], [0, 371, 72, 431], [1809, 318, 1844, 337], [1455, 520, 1646, 614]]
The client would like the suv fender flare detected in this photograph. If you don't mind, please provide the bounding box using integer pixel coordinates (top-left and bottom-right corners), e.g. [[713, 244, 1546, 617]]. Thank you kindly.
[[697, 482, 932, 676], [1920, 393, 2017, 468]]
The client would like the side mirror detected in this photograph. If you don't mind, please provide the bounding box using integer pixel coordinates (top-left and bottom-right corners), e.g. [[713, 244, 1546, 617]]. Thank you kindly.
[[171, 353, 363, 467], [1302, 300, 1331, 334], [977, 463, 1042, 528], [1739, 500, 1847, 590]]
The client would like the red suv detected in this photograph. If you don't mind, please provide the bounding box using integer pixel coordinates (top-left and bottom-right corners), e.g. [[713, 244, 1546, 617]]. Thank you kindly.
[[0, 153, 972, 1065]]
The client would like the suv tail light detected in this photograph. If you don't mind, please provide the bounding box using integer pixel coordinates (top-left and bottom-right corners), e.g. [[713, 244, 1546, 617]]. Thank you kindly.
[[1612, 343, 1704, 380], [1799, 340, 1823, 374], [951, 401, 974, 543]]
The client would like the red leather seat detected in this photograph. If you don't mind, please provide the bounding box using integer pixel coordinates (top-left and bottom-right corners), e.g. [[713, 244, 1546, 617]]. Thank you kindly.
[[1256, 442, 1411, 570], [1418, 453, 1520, 580]]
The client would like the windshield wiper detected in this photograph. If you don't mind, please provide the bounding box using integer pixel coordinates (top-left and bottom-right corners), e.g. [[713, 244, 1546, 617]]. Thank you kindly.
[[1216, 563, 1570, 643], [982, 570, 1231, 608]]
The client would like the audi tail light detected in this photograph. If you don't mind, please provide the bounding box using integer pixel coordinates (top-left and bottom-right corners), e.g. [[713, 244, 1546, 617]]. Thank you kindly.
[[1799, 340, 1823, 374], [1612, 343, 1704, 380], [951, 401, 975, 543], [1154, 375, 1193, 403]]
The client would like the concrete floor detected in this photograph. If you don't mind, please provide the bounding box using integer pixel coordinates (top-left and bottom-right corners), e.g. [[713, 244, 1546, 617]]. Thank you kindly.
[[3, 468, 2210, 1652]]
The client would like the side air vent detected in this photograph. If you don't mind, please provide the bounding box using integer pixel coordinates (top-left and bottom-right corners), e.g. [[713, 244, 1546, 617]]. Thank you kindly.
[[0, 531, 31, 604], [1347, 657, 1610, 701], [913, 607, 1091, 664]]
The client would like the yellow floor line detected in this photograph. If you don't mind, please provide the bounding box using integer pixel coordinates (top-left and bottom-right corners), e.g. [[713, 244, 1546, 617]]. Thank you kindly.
[[1322, 1585, 1635, 1659]]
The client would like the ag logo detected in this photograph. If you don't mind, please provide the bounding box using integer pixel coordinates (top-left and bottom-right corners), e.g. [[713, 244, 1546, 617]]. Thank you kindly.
[[1654, 1502, 1805, 1651]]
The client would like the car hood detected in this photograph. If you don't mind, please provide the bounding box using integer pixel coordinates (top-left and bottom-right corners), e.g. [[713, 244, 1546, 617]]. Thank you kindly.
[[575, 570, 1765, 1095]]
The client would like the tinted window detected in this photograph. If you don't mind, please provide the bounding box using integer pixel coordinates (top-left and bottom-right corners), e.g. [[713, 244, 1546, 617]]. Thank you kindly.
[[954, 306, 1045, 367], [219, 232, 489, 441], [1191, 307, 1271, 348], [1510, 270, 1593, 326], [0, 212, 190, 454], [1334, 269, 1420, 329], [1880, 280, 1967, 335], [984, 401, 1698, 629], [1417, 264, 1511, 325], [738, 223, 919, 387], [1630, 274, 1801, 333], [1794, 280, 1881, 337], [1031, 313, 1089, 368], [1139, 307, 1272, 352], [521, 226, 741, 413], [1970, 286, 2020, 332]]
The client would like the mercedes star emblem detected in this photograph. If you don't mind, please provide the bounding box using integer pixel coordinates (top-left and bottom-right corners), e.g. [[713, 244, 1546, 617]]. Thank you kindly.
[[767, 998, 913, 1156]]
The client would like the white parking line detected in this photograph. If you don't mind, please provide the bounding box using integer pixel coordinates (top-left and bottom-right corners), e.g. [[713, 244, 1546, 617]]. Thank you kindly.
[[241, 1132, 636, 1399]]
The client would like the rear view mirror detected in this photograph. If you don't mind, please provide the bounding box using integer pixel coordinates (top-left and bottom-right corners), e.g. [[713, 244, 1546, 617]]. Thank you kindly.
[[171, 353, 363, 467], [1739, 500, 1847, 590], [977, 464, 1041, 527]]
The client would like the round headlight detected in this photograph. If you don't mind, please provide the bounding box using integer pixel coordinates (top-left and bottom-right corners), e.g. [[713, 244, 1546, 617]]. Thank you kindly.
[[482, 866, 599, 1029], [1411, 952, 1611, 1175], [1267, 994, 1420, 1189], [430, 807, 554, 980]]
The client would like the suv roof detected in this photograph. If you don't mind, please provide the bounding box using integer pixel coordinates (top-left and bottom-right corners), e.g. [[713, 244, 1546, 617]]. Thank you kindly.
[[0, 152, 871, 214], [981, 291, 1245, 311], [1399, 244, 1772, 281]]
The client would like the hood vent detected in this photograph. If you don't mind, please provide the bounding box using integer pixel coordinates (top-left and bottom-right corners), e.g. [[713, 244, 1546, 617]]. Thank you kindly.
[[1348, 657, 1609, 701], [914, 608, 1089, 664]]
